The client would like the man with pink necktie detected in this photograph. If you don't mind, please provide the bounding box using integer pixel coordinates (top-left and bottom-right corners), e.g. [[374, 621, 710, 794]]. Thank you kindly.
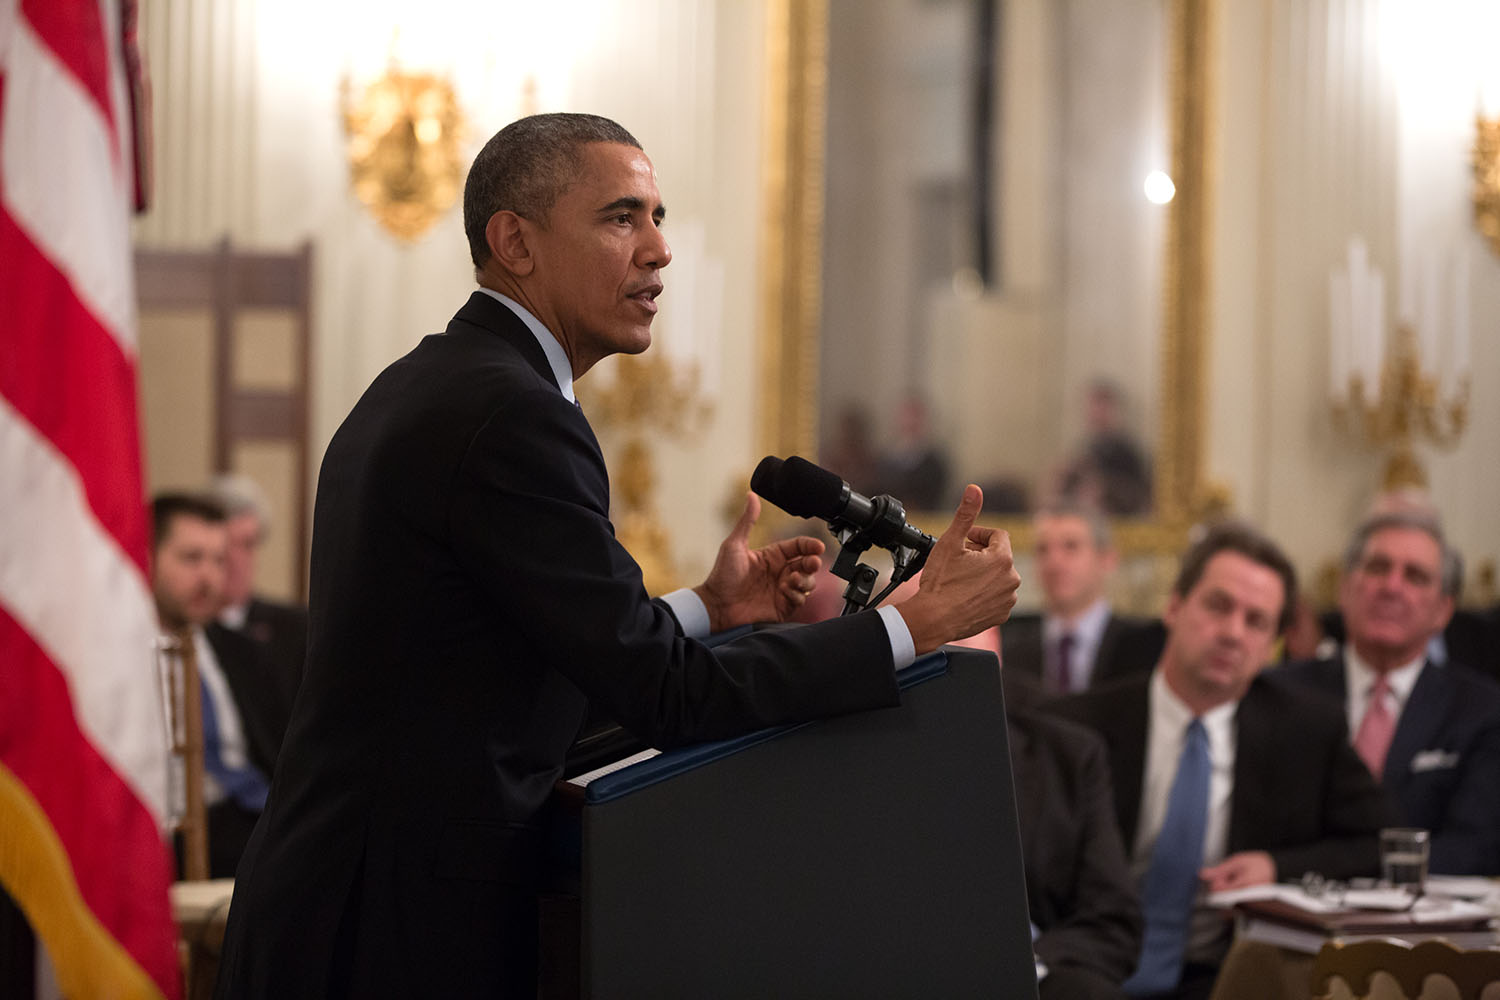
[[1278, 511, 1500, 875]]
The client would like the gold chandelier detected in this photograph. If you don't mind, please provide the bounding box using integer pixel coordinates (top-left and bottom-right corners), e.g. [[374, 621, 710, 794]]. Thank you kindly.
[[341, 66, 467, 242]]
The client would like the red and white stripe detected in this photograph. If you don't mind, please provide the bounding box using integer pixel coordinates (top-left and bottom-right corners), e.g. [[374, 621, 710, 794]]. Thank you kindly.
[[1, 0, 178, 997]]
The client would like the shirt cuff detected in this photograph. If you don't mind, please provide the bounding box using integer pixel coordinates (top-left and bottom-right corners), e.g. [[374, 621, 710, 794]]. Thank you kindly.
[[660, 588, 710, 638], [878, 605, 916, 670]]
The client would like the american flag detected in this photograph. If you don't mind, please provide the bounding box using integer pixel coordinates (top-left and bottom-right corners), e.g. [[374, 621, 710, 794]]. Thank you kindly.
[[1, 0, 179, 996]]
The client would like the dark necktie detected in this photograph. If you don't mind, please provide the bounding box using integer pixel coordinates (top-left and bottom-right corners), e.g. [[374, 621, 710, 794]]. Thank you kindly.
[[1125, 718, 1211, 995], [199, 680, 271, 812], [1055, 632, 1076, 693]]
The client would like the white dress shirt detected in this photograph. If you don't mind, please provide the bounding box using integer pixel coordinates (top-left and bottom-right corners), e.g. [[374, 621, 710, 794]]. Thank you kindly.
[[188, 626, 253, 806], [1133, 668, 1238, 960], [1043, 597, 1111, 691]]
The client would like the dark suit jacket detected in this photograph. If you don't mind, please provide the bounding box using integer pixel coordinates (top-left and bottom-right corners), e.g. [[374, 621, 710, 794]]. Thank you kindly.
[[1051, 672, 1389, 885], [230, 596, 308, 701], [1001, 612, 1163, 693], [1276, 656, 1500, 874], [1009, 708, 1141, 999], [199, 623, 297, 878], [215, 293, 902, 999]]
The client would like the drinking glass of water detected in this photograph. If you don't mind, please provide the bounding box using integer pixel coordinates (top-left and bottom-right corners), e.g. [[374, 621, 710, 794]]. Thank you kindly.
[[1380, 827, 1429, 904]]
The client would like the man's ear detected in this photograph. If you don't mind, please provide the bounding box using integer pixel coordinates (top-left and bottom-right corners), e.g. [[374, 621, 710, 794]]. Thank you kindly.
[[1162, 590, 1182, 630], [486, 210, 535, 277]]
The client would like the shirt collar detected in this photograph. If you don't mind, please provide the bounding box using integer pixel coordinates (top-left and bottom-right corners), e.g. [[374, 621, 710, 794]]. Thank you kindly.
[[1344, 645, 1425, 707], [476, 287, 576, 403], [1044, 596, 1111, 645], [1151, 665, 1238, 753]]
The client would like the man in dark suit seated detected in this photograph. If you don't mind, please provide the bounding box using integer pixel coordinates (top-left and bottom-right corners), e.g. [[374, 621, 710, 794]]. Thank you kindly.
[[1052, 523, 1388, 1000], [151, 493, 287, 879], [206, 474, 308, 714], [215, 113, 1025, 1000], [1003, 505, 1162, 693], [1278, 512, 1500, 874], [1006, 685, 1143, 1000]]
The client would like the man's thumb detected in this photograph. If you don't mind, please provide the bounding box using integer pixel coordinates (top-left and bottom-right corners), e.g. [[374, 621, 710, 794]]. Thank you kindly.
[[728, 491, 761, 542], [939, 485, 983, 546]]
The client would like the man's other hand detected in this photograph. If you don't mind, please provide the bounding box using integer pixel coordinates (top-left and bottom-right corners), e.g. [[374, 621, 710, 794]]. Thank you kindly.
[[694, 493, 825, 633]]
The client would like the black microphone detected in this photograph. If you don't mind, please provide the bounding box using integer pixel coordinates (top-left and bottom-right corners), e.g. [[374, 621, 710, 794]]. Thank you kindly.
[[751, 455, 936, 559]]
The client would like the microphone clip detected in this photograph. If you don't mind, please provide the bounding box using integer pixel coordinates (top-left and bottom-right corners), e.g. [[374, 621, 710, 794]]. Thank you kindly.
[[828, 494, 929, 616]]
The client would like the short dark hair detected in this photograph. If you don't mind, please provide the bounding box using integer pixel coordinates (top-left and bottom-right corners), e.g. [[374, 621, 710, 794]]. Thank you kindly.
[[462, 112, 643, 272], [1172, 521, 1299, 634], [151, 492, 226, 551], [1342, 511, 1463, 599]]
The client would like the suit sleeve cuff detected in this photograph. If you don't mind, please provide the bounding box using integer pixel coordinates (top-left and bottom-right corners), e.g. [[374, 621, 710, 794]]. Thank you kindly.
[[660, 588, 710, 638], [878, 605, 916, 669]]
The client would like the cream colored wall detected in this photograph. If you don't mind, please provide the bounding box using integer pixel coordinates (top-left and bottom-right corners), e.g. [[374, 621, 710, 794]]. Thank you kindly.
[[133, 0, 771, 587], [1209, 0, 1499, 597], [133, 0, 1499, 599]]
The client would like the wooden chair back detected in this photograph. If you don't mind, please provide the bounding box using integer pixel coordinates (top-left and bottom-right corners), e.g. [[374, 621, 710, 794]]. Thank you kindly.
[[157, 627, 208, 880], [1311, 938, 1500, 1000]]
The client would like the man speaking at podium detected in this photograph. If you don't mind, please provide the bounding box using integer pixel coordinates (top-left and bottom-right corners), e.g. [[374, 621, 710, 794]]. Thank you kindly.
[[215, 113, 1021, 999]]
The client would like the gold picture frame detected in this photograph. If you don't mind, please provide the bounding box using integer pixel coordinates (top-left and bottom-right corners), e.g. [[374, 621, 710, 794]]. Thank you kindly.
[[757, 0, 1227, 558]]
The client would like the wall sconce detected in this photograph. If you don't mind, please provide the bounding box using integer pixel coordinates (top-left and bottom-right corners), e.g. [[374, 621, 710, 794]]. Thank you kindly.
[[1329, 238, 1469, 490], [1476, 112, 1500, 256], [341, 65, 467, 242]]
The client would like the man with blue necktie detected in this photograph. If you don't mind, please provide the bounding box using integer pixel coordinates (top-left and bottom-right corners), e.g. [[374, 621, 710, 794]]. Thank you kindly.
[[151, 493, 285, 878], [1053, 523, 1388, 1000]]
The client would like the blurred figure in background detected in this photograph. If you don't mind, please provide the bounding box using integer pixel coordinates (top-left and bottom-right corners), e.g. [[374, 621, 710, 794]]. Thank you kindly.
[[1053, 379, 1152, 517], [1002, 506, 1162, 694]]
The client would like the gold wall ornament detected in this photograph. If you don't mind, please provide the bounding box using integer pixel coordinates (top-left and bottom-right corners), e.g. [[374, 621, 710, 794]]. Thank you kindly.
[[341, 67, 466, 242], [1332, 325, 1469, 492], [580, 352, 713, 595], [1475, 113, 1500, 257]]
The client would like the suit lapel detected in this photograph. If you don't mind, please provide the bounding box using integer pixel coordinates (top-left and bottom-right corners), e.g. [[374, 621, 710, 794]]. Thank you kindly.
[[451, 291, 561, 393], [1109, 679, 1151, 851], [1384, 661, 1446, 788], [1091, 615, 1123, 688], [1227, 681, 1273, 853]]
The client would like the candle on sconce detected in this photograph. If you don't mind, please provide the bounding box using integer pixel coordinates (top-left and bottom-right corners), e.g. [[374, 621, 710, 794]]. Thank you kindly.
[[1330, 270, 1351, 399], [1419, 253, 1442, 369], [1451, 246, 1470, 384], [1367, 272, 1385, 394], [1347, 239, 1368, 390]]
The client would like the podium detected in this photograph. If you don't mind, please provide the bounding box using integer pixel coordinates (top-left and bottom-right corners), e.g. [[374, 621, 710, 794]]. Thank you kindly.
[[575, 646, 1038, 999]]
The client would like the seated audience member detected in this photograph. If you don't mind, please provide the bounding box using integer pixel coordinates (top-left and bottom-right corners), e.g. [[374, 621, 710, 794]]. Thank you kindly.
[[1314, 489, 1500, 682], [1053, 379, 1152, 517], [1009, 702, 1143, 1000], [206, 474, 308, 711], [151, 493, 281, 878], [1052, 523, 1388, 1000], [871, 393, 950, 510], [1003, 506, 1162, 693], [1278, 512, 1500, 874], [819, 403, 880, 494]]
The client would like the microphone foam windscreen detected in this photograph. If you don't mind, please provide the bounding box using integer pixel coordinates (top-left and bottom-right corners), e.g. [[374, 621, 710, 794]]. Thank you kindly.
[[750, 456, 784, 498], [771, 456, 845, 519]]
